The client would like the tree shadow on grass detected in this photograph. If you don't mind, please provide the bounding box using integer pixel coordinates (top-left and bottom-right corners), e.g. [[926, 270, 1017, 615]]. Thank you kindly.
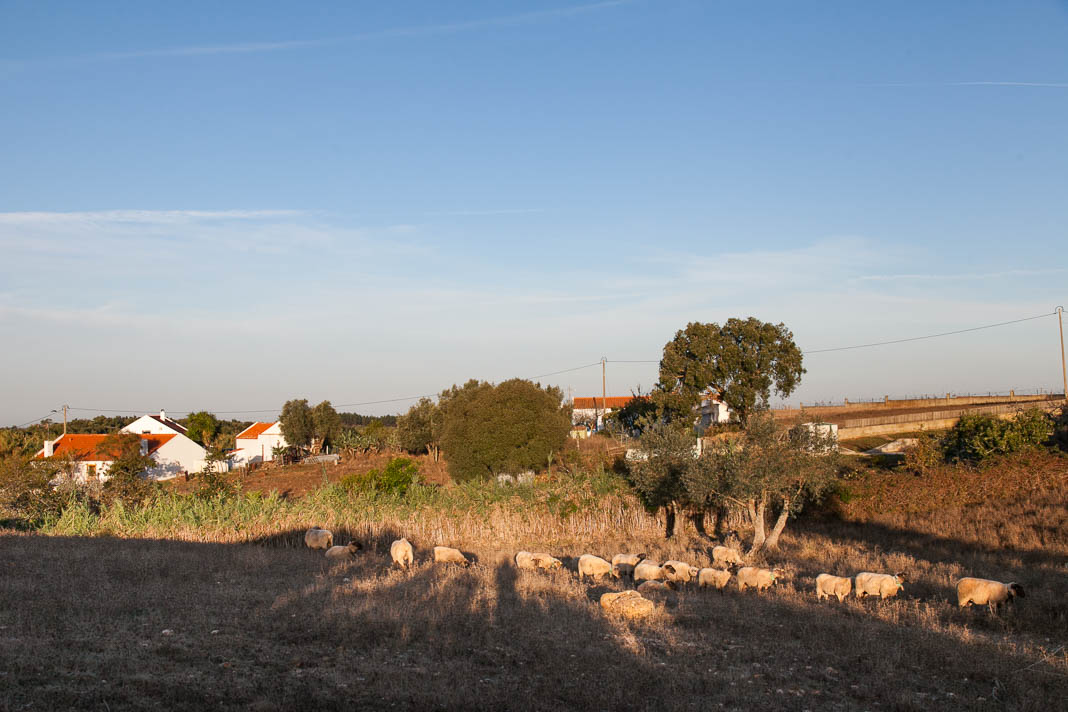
[[2, 531, 1067, 711]]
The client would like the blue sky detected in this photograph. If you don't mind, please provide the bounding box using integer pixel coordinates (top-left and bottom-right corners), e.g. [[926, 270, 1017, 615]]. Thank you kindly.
[[1, 1, 1066, 425]]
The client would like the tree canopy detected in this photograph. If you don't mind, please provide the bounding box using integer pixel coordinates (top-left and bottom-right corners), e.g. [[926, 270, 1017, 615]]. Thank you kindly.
[[656, 318, 804, 425], [184, 411, 219, 447], [438, 379, 570, 482], [279, 399, 341, 452]]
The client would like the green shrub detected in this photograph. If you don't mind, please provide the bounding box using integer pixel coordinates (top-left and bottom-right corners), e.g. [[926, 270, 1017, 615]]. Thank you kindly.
[[192, 468, 239, 500], [941, 408, 1053, 463], [341, 457, 419, 496], [0, 456, 69, 523]]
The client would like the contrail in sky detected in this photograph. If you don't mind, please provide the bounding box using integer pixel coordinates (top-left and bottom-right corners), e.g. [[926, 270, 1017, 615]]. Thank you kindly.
[[3, 1, 629, 69]]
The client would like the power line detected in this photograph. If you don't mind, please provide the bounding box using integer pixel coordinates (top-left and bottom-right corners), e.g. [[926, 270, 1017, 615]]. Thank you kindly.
[[15, 411, 57, 428], [803, 311, 1055, 354], [37, 309, 1062, 420]]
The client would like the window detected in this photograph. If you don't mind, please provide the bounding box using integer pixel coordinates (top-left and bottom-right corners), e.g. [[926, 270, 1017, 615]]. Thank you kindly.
[[86, 464, 97, 480]]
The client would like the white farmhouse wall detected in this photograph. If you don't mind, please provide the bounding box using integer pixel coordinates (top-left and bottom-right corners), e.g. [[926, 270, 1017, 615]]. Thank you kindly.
[[147, 436, 214, 479], [124, 414, 183, 436]]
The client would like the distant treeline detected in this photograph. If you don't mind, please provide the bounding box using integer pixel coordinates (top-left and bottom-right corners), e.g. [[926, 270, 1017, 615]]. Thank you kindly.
[[339, 413, 397, 427]]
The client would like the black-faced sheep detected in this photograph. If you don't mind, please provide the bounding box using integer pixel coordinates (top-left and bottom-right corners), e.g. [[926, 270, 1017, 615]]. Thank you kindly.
[[956, 577, 1025, 612]]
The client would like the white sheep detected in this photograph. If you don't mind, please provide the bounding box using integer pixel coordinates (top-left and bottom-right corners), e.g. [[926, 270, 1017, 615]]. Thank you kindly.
[[697, 567, 732, 590], [304, 527, 333, 550], [578, 554, 618, 581], [956, 577, 1025, 612], [530, 552, 563, 570], [633, 559, 665, 583], [815, 574, 853, 602], [712, 545, 744, 567], [515, 551, 537, 570], [433, 546, 470, 566], [854, 572, 906, 600], [390, 538, 414, 569], [324, 541, 362, 560], [636, 580, 678, 596], [737, 566, 784, 592], [611, 553, 645, 578], [662, 560, 699, 584]]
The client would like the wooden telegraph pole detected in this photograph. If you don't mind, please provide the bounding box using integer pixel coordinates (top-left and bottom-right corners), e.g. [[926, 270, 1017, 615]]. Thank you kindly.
[[1058, 306, 1067, 401], [601, 357, 607, 430]]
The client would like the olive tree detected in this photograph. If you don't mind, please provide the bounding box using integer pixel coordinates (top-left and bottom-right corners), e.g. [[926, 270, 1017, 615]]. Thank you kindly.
[[280, 399, 340, 453], [684, 412, 839, 554]]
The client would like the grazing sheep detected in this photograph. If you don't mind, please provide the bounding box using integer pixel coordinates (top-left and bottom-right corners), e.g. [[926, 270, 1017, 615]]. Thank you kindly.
[[611, 553, 645, 578], [390, 538, 414, 569], [815, 574, 853, 602], [578, 554, 617, 581], [600, 590, 656, 619], [324, 541, 362, 560], [636, 580, 678, 595], [515, 551, 537, 570], [433, 546, 470, 566], [530, 552, 563, 570], [737, 566, 785, 592], [633, 559, 665, 583], [854, 572, 907, 600], [662, 560, 699, 584], [712, 545, 744, 567], [698, 567, 732, 590], [304, 528, 333, 550], [956, 578, 1025, 612]]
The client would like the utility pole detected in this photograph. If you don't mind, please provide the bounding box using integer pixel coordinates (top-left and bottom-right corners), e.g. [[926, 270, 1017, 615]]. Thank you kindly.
[[63, 404, 68, 436], [601, 357, 607, 431], [1058, 306, 1067, 401]]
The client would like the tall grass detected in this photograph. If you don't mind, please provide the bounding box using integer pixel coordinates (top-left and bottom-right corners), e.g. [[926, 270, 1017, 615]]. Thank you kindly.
[[39, 468, 662, 548]]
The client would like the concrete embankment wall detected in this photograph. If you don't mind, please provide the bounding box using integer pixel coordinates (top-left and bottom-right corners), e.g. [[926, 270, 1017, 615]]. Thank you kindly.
[[775, 393, 1056, 420], [836, 399, 1065, 439]]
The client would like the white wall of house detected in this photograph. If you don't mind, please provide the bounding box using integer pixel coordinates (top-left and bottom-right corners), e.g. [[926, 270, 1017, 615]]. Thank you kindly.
[[123, 412, 185, 436], [146, 436, 215, 479], [233, 423, 287, 465]]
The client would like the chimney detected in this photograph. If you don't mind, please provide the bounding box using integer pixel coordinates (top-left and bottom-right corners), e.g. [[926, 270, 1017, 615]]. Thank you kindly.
[[43, 439, 54, 457], [159, 409, 167, 421], [140, 439, 149, 456]]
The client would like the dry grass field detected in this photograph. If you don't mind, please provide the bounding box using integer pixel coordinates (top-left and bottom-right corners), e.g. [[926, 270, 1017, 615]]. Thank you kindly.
[[2, 454, 1066, 711]]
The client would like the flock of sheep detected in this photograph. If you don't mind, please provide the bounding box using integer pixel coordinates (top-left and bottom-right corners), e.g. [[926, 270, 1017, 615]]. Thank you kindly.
[[302, 527, 1026, 615]]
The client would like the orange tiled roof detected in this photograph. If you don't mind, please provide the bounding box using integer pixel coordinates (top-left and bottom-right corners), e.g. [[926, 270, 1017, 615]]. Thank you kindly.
[[236, 422, 275, 440], [37, 433, 175, 461], [572, 396, 645, 410]]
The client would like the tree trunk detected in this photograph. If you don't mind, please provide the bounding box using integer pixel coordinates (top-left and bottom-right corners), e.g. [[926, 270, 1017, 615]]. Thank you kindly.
[[664, 504, 677, 539], [748, 495, 767, 555], [712, 505, 729, 538], [764, 498, 791, 550], [688, 508, 710, 539]]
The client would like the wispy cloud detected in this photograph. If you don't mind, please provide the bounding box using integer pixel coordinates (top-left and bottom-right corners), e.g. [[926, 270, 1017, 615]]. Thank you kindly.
[[8, 1, 629, 68], [874, 80, 1068, 89], [427, 208, 546, 217], [0, 209, 303, 225], [853, 268, 1067, 282]]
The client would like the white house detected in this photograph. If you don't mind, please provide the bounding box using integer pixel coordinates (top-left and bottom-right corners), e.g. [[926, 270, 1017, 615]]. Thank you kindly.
[[572, 396, 645, 430], [696, 396, 732, 431], [231, 421, 287, 465], [36, 431, 209, 481], [123, 409, 188, 437]]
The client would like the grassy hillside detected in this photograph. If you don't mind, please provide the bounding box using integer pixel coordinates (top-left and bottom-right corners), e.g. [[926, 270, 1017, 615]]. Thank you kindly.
[[1, 453, 1066, 710]]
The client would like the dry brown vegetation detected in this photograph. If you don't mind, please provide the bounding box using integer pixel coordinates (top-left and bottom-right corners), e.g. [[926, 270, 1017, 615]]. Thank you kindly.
[[2, 453, 1067, 710]]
